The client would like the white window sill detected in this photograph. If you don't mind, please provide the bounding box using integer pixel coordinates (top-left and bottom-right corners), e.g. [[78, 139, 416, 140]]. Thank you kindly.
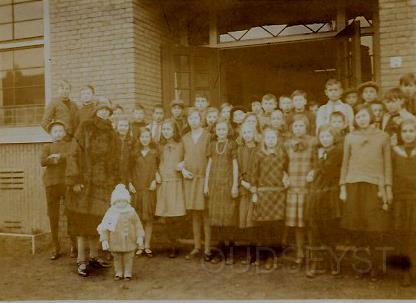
[[0, 126, 52, 144]]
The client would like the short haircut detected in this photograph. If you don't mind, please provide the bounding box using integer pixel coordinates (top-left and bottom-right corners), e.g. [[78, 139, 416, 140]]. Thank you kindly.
[[290, 113, 310, 131], [161, 118, 181, 143], [400, 118, 416, 131], [383, 87, 406, 102], [399, 73, 416, 86], [195, 93, 208, 100], [279, 95, 292, 102], [220, 102, 232, 110], [262, 93, 277, 103], [206, 107, 219, 114], [354, 104, 375, 126], [325, 79, 342, 88], [81, 84, 95, 94], [291, 90, 307, 99]]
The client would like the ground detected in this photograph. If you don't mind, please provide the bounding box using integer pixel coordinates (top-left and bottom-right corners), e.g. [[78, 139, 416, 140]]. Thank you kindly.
[[1, 241, 416, 300]]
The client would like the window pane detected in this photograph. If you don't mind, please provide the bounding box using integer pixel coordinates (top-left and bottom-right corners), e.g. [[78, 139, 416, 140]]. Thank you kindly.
[[174, 89, 190, 104], [0, 70, 14, 88], [13, 47, 43, 69], [174, 72, 190, 89], [0, 50, 13, 70], [194, 73, 209, 89], [0, 0, 12, 5], [193, 56, 209, 71], [0, 23, 12, 41], [0, 5, 12, 23], [174, 55, 190, 72], [14, 19, 43, 39], [14, 1, 43, 22], [14, 67, 44, 87], [14, 86, 44, 105], [0, 87, 13, 106]]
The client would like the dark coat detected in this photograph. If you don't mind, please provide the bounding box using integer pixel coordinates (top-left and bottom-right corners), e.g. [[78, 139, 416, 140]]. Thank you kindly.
[[41, 139, 72, 187], [66, 116, 120, 217], [41, 97, 79, 136]]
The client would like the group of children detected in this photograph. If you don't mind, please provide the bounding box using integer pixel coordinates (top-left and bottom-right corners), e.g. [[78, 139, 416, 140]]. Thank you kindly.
[[40, 73, 416, 285]]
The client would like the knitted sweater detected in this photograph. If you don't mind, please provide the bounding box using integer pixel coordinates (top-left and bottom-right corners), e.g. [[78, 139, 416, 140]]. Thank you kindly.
[[340, 128, 392, 187]]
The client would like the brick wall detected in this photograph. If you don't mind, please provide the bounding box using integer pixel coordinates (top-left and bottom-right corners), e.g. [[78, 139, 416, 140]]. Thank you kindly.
[[49, 0, 136, 107], [379, 0, 416, 91], [133, 0, 173, 111]]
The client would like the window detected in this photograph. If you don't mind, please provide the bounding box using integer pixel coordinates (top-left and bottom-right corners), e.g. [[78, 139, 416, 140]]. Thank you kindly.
[[0, 0, 44, 126]]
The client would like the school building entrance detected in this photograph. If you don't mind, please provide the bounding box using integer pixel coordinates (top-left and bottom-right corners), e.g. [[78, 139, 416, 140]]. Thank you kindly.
[[161, 0, 377, 109]]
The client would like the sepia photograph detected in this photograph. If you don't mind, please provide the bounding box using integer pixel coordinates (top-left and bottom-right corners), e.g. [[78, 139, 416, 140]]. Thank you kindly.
[[1, 0, 416, 301]]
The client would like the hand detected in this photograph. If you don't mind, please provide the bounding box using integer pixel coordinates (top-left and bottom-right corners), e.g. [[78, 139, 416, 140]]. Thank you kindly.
[[283, 173, 290, 189], [241, 180, 251, 190], [339, 185, 347, 202], [390, 134, 398, 147], [182, 168, 193, 180], [176, 161, 185, 172], [137, 237, 144, 247], [204, 184, 209, 197], [73, 184, 83, 193], [231, 185, 238, 199], [306, 170, 315, 183], [149, 180, 157, 191], [378, 186, 387, 204], [252, 193, 258, 204], [155, 172, 162, 184], [128, 182, 136, 194], [101, 240, 109, 251], [382, 203, 389, 212]]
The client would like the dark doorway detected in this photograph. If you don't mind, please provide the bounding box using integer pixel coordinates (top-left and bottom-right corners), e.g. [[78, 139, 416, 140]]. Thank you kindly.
[[221, 39, 339, 108]]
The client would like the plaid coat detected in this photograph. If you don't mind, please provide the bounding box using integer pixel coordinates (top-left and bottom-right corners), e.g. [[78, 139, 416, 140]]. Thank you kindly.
[[249, 146, 288, 222]]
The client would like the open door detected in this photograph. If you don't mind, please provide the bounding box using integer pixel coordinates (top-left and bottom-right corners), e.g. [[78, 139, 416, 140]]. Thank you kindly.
[[162, 45, 220, 110], [336, 21, 361, 88]]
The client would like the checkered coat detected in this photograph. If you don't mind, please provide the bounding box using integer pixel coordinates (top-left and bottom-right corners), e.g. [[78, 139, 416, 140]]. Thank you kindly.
[[284, 135, 318, 227], [249, 146, 288, 222]]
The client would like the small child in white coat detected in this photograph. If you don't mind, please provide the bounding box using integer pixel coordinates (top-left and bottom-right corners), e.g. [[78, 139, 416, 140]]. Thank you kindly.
[[97, 184, 144, 281]]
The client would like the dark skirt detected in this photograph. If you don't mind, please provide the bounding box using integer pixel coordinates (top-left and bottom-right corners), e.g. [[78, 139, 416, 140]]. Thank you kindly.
[[340, 182, 390, 232], [66, 210, 101, 237], [393, 194, 416, 233], [305, 186, 341, 224], [135, 190, 156, 222]]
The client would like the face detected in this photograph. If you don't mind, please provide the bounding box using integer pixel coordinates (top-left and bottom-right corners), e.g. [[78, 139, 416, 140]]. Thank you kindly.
[[244, 115, 258, 129], [370, 104, 384, 122], [279, 97, 293, 113], [132, 109, 145, 122], [195, 97, 208, 110], [262, 99, 277, 113], [251, 102, 262, 114], [187, 112, 201, 129], [264, 130, 278, 149], [171, 105, 183, 119], [362, 87, 378, 103], [215, 122, 228, 141], [139, 130, 151, 146], [206, 111, 218, 126], [96, 108, 111, 120], [325, 84, 343, 101], [233, 110, 246, 125], [355, 109, 371, 129], [329, 115, 345, 130], [401, 124, 416, 144], [162, 122, 174, 140], [117, 120, 130, 136], [384, 99, 403, 114], [220, 106, 231, 120], [80, 88, 94, 103], [241, 125, 255, 143], [292, 120, 307, 137], [319, 130, 334, 148], [58, 82, 70, 98], [292, 95, 307, 110], [115, 200, 129, 210], [309, 104, 319, 115], [152, 108, 165, 123], [401, 83, 416, 97], [345, 92, 358, 107], [270, 111, 284, 128], [50, 125, 66, 141]]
